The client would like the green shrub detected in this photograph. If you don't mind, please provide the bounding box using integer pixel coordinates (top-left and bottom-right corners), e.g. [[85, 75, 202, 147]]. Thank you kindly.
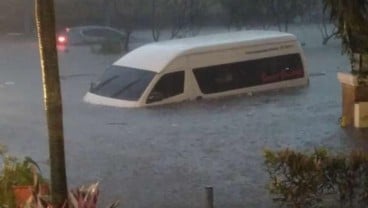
[[264, 149, 368, 208], [0, 144, 46, 207], [27, 182, 119, 208]]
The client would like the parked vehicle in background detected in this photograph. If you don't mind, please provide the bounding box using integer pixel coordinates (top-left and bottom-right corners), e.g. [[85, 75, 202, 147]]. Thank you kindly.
[[84, 30, 309, 108], [56, 26, 125, 52]]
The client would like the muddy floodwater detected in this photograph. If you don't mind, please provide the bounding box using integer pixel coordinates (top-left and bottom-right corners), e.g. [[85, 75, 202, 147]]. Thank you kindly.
[[1, 25, 368, 208]]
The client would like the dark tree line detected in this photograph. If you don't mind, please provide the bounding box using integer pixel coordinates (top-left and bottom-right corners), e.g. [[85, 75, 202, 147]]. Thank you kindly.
[[219, 0, 322, 31], [1, 0, 337, 46]]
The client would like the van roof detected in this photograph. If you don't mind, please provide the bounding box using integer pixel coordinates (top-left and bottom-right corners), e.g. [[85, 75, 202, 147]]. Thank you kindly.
[[114, 30, 297, 73]]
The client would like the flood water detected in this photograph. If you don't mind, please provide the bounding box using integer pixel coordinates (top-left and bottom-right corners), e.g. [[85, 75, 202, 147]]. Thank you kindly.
[[1, 25, 368, 208]]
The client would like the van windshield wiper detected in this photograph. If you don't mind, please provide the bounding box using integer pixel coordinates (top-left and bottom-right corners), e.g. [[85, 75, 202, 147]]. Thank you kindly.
[[91, 75, 119, 91]]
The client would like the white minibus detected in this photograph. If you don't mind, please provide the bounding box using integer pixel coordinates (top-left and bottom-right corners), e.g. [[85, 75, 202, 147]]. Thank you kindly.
[[84, 30, 309, 108]]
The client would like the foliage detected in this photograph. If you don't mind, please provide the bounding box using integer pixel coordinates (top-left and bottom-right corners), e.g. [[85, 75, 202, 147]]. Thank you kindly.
[[67, 183, 119, 208], [267, 0, 318, 31], [26, 181, 119, 208], [166, 0, 211, 38], [264, 148, 368, 208], [218, 0, 261, 30], [0, 0, 33, 33], [0, 144, 46, 208], [54, 0, 104, 29], [323, 0, 368, 55], [264, 148, 327, 208], [315, 1, 338, 46], [323, 0, 368, 77], [113, 0, 147, 51], [218, 0, 319, 31], [151, 0, 165, 41]]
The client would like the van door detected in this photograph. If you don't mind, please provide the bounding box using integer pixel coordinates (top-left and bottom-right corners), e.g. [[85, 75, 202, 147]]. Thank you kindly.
[[144, 57, 189, 105], [145, 71, 186, 105]]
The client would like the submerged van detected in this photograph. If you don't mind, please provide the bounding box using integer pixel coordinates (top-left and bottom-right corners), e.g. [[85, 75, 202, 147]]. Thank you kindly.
[[84, 30, 309, 108]]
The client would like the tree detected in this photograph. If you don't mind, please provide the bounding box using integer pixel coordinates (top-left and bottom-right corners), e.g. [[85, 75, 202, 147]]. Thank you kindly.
[[298, 0, 320, 23], [314, 1, 337, 45], [266, 0, 308, 32], [319, 13, 338, 45], [324, 0, 368, 74], [0, 0, 34, 34], [218, 0, 249, 30], [166, 0, 211, 38], [218, 0, 281, 30], [114, 0, 147, 51], [103, 0, 114, 26], [324, 0, 368, 127], [151, 0, 164, 41], [35, 0, 68, 207], [54, 0, 103, 28]]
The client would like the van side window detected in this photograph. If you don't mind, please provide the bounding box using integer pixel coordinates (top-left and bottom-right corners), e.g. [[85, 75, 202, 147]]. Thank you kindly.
[[193, 53, 304, 94], [146, 71, 185, 103]]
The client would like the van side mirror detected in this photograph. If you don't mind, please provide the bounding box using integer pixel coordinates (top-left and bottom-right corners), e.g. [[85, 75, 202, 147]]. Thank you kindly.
[[147, 91, 164, 103]]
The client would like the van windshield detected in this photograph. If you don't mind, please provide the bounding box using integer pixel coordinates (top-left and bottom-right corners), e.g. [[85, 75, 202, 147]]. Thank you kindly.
[[90, 65, 156, 101]]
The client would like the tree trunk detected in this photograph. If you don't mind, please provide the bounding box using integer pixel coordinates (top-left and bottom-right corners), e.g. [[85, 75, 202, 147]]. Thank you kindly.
[[35, 0, 68, 207], [103, 0, 113, 26], [124, 30, 132, 51], [151, 0, 161, 41]]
